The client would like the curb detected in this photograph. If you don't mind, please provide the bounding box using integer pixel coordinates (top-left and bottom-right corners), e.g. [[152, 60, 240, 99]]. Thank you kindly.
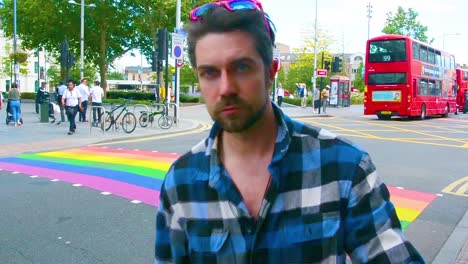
[[432, 208, 468, 264]]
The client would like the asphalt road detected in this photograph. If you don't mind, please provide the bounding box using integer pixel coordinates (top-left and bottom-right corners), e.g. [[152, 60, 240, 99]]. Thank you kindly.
[[0, 107, 467, 263]]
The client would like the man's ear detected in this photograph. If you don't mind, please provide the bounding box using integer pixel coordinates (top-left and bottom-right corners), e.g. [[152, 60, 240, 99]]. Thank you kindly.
[[268, 58, 280, 82]]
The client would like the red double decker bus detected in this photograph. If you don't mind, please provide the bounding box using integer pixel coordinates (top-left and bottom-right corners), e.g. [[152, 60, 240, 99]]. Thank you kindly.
[[456, 68, 468, 113], [364, 34, 457, 120]]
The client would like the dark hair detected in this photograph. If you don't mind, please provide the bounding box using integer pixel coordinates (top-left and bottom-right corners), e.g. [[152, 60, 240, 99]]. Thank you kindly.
[[11, 83, 18, 88], [95, 81, 100, 86], [67, 79, 75, 85], [185, 7, 275, 75]]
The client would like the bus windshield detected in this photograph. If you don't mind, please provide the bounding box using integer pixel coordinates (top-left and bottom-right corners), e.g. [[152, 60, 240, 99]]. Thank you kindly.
[[369, 39, 407, 62], [368, 73, 407, 85]]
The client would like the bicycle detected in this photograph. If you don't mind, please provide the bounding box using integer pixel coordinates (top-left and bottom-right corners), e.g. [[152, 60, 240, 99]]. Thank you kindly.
[[103, 99, 137, 133], [139, 102, 173, 129]]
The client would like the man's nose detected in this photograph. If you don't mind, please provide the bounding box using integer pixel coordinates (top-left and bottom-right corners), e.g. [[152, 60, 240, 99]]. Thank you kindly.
[[219, 70, 236, 96]]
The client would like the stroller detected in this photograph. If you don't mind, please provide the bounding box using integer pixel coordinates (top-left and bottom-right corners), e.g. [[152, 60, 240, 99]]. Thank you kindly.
[[5, 100, 23, 125]]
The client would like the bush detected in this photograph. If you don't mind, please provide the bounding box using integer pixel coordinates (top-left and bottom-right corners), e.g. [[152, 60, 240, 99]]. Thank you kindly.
[[106, 91, 200, 103], [351, 92, 364, 105], [282, 97, 313, 107], [20, 92, 36, 100]]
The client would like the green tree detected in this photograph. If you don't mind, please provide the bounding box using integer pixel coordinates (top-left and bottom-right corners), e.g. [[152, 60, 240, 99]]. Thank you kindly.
[[382, 6, 431, 43], [46, 65, 61, 85], [107, 71, 125, 80], [0, 0, 141, 90], [179, 64, 197, 88], [353, 62, 365, 92], [0, 45, 29, 84]]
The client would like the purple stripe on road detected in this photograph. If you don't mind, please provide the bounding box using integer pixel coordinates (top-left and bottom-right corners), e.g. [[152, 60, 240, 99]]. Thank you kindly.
[[0, 162, 160, 207]]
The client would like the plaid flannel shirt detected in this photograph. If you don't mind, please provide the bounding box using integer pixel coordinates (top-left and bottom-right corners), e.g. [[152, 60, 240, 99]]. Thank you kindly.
[[155, 103, 424, 263]]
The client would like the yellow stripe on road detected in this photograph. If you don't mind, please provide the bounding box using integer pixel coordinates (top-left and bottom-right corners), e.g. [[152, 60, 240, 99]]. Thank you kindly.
[[442, 176, 468, 197]]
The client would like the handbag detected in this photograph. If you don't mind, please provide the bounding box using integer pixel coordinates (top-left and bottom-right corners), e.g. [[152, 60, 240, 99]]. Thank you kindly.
[[65, 106, 75, 116]]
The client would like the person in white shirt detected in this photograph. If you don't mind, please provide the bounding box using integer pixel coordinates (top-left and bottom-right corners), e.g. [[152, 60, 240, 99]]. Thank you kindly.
[[276, 82, 284, 107], [61, 80, 83, 135], [76, 78, 90, 122], [56, 81, 68, 124], [89, 80, 105, 127]]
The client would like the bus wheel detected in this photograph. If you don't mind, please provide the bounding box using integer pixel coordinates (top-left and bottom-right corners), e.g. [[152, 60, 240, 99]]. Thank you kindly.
[[420, 104, 427, 120], [442, 104, 449, 118]]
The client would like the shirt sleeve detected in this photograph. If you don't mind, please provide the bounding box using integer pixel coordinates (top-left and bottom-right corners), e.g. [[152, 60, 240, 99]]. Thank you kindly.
[[345, 154, 425, 263], [155, 172, 189, 263]]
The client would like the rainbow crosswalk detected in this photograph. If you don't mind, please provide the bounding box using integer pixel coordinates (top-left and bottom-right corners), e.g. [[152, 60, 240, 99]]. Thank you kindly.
[[0, 146, 437, 230]]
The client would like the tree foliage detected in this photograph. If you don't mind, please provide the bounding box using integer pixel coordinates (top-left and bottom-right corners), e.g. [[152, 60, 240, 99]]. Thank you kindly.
[[382, 6, 431, 43], [107, 71, 125, 80], [353, 62, 365, 92]]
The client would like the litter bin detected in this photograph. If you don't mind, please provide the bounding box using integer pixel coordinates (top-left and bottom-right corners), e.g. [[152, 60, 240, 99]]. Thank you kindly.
[[40, 103, 49, 123]]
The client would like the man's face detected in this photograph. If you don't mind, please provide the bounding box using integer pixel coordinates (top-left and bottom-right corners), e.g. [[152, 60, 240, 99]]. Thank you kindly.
[[67, 82, 74, 90], [194, 31, 273, 133]]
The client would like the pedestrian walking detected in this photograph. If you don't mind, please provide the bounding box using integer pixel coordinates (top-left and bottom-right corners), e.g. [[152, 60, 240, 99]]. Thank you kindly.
[[301, 83, 307, 107], [322, 85, 330, 113], [155, 1, 424, 263], [56, 81, 67, 124], [62, 80, 83, 135], [89, 80, 105, 127], [313, 86, 320, 113], [8, 83, 21, 126], [76, 78, 89, 122], [276, 82, 284, 107]]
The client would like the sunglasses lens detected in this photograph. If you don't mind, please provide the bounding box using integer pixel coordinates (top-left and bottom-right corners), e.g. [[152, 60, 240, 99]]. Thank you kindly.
[[228, 1, 256, 11], [193, 3, 217, 18]]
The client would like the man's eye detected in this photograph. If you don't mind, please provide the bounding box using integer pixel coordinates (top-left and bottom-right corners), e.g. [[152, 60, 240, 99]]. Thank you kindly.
[[237, 63, 250, 72], [200, 69, 217, 78]]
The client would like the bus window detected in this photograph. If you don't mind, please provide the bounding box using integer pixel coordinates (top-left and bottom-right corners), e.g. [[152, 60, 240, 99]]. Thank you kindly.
[[450, 56, 455, 71], [368, 73, 407, 84], [419, 79, 428, 95], [428, 49, 435, 65], [412, 42, 420, 60], [420, 46, 428, 63], [369, 39, 407, 62], [464, 71, 468, 81], [444, 56, 450, 70], [435, 51, 441, 66], [435, 81, 442, 96], [428, 80, 436, 95]]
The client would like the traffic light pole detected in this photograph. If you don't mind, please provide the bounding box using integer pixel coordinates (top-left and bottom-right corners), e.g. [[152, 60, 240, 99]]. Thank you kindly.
[[318, 52, 324, 114]]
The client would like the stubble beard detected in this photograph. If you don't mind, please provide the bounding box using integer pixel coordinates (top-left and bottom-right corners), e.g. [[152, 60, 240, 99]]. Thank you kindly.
[[211, 90, 269, 133]]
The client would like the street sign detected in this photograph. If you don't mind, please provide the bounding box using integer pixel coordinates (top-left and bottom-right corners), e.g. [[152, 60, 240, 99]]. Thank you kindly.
[[317, 69, 328, 77], [273, 48, 281, 60], [171, 33, 185, 60]]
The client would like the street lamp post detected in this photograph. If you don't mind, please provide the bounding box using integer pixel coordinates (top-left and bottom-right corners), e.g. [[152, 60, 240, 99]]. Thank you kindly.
[[68, 0, 95, 80], [13, 0, 18, 84]]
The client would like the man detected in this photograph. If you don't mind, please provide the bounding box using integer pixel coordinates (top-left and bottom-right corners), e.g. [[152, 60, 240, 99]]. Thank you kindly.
[[56, 81, 67, 124], [155, 1, 424, 263], [313, 85, 320, 113], [76, 78, 90, 122], [301, 83, 308, 108], [61, 80, 82, 135], [322, 84, 330, 113], [89, 80, 105, 127], [36, 82, 48, 114], [275, 82, 284, 107]]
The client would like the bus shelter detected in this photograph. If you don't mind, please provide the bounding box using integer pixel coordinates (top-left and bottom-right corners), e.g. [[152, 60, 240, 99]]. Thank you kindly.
[[329, 75, 350, 107]]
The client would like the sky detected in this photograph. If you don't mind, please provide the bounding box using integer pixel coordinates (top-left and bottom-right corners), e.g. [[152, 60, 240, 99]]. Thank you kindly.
[[116, 0, 468, 68]]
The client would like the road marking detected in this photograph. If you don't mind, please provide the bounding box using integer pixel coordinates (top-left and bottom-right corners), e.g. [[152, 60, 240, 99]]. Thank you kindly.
[[51, 179, 60, 182], [30, 175, 38, 178], [93, 121, 211, 145], [72, 184, 82, 187], [301, 117, 468, 149], [442, 176, 468, 197], [101, 192, 112, 195], [131, 200, 141, 204], [11, 171, 19, 174]]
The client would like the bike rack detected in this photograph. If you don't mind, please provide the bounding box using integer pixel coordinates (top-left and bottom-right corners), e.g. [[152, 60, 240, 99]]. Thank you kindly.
[[133, 104, 150, 129], [167, 102, 179, 125], [89, 105, 107, 134]]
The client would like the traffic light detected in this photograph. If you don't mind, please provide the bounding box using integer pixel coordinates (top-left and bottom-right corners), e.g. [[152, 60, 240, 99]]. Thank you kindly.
[[331, 56, 342, 73], [151, 51, 157, 71], [324, 60, 331, 71], [157, 28, 168, 60]]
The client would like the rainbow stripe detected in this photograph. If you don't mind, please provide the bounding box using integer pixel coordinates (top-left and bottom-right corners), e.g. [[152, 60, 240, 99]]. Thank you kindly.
[[0, 146, 437, 230], [388, 186, 437, 230]]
